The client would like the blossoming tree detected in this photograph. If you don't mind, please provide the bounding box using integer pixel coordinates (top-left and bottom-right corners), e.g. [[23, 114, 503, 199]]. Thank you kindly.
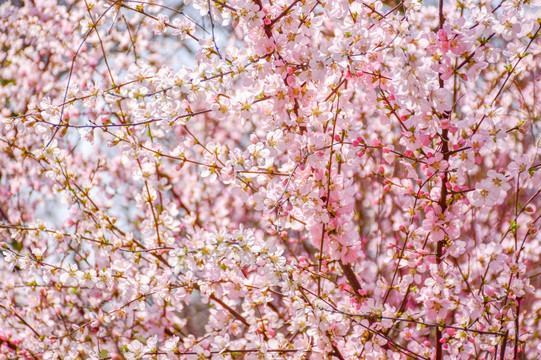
[[1, 0, 541, 359]]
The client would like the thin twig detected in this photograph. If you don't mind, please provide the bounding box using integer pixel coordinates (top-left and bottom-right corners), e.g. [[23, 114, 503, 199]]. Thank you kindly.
[[207, 0, 222, 58]]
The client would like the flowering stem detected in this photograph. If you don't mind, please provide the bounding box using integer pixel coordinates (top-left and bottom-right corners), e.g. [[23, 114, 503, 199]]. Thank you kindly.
[[500, 330, 509, 360], [472, 24, 541, 136], [270, 0, 301, 26], [0, 304, 41, 338], [322, 307, 508, 336], [207, 0, 222, 58], [436, 0, 447, 358], [318, 99, 340, 297]]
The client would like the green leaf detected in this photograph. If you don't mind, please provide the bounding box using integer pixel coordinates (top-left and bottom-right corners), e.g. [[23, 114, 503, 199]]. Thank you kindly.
[[510, 220, 519, 235], [0, 78, 16, 86], [12, 240, 23, 252]]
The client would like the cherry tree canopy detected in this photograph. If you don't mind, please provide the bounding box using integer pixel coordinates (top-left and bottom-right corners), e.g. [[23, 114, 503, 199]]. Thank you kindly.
[[1, 0, 541, 359]]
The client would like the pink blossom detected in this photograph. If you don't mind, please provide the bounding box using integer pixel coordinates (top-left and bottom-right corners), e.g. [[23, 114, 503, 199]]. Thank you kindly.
[[1, 0, 541, 359]]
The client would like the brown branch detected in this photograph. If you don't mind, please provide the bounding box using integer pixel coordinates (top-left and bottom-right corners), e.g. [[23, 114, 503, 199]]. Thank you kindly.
[[0, 206, 10, 224], [339, 262, 364, 299], [270, 0, 301, 26], [0, 304, 41, 339], [209, 294, 249, 326]]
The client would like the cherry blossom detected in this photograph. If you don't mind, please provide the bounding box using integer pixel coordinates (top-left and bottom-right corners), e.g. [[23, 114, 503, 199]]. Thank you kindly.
[[1, 0, 541, 359]]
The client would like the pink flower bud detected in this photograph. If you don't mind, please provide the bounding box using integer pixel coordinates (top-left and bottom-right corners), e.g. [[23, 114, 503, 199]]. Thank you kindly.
[[446, 328, 457, 336], [63, 218, 75, 228], [475, 155, 483, 164], [437, 29, 448, 41], [286, 75, 296, 86]]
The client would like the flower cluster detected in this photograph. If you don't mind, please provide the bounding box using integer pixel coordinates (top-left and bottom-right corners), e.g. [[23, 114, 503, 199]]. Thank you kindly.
[[1, 0, 541, 359]]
